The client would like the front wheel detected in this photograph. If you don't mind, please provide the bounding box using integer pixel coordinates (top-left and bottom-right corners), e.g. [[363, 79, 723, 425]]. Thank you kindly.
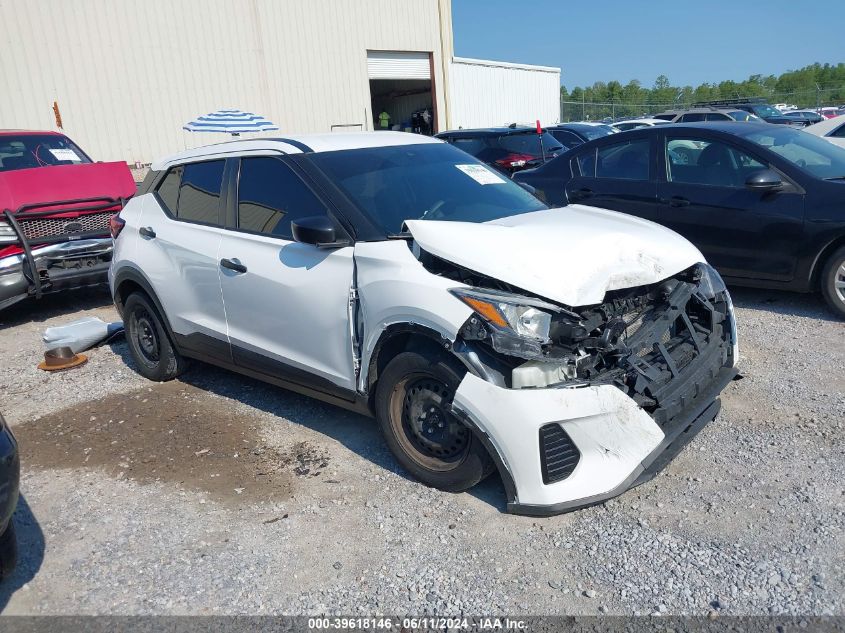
[[374, 350, 494, 492], [820, 246, 845, 318], [124, 292, 189, 381]]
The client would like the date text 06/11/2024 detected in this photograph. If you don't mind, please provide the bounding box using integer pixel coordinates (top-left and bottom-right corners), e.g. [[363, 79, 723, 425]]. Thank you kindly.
[[307, 617, 528, 630]]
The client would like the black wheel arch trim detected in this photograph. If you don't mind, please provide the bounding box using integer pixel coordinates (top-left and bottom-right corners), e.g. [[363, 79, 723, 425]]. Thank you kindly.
[[112, 265, 173, 331]]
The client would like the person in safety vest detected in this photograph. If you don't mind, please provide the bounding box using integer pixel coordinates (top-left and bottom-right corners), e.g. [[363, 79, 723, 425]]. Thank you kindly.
[[378, 110, 391, 129]]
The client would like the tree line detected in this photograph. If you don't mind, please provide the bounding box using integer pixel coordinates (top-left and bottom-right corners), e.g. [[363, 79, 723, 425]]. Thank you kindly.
[[560, 62, 845, 121]]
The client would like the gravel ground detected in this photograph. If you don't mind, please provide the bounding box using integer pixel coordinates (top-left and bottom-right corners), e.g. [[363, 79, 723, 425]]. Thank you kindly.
[[0, 285, 842, 616]]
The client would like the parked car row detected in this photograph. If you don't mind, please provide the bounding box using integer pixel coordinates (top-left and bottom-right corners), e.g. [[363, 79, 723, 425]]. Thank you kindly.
[[3, 110, 843, 569]]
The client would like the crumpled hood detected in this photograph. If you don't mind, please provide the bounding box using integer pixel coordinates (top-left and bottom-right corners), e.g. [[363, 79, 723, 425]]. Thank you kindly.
[[405, 206, 705, 307]]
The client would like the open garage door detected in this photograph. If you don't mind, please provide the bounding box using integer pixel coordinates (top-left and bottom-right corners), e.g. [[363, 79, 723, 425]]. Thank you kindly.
[[367, 51, 435, 135]]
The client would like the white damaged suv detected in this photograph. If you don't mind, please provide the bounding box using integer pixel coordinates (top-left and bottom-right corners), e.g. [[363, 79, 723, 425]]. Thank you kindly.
[[110, 132, 738, 515]]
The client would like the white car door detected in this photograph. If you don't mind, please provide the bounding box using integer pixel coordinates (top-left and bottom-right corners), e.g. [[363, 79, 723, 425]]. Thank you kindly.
[[218, 155, 356, 397], [134, 159, 230, 359]]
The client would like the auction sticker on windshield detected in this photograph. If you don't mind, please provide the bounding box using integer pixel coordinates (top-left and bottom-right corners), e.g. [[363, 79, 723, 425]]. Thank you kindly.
[[48, 148, 81, 162], [456, 163, 506, 185]]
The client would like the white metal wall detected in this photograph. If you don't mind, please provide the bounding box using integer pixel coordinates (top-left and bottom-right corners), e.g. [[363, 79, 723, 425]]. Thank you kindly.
[[0, 0, 453, 163], [449, 57, 561, 130]]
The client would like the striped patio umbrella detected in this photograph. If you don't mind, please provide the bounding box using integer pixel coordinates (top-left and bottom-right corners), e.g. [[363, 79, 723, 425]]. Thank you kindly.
[[183, 109, 279, 135]]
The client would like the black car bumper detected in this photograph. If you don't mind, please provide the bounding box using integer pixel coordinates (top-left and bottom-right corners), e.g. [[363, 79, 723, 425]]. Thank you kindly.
[[0, 418, 20, 537]]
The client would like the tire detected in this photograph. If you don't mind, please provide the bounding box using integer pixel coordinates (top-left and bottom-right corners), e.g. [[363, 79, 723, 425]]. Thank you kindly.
[[374, 350, 494, 492], [0, 521, 17, 581], [820, 246, 845, 318], [124, 291, 189, 381]]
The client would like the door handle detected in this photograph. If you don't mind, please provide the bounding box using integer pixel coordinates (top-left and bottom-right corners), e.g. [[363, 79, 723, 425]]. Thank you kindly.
[[570, 188, 594, 201], [220, 258, 247, 274], [660, 196, 690, 208], [139, 226, 156, 239]]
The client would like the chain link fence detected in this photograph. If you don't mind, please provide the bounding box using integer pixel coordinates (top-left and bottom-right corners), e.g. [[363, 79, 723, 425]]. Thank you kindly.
[[560, 86, 845, 122]]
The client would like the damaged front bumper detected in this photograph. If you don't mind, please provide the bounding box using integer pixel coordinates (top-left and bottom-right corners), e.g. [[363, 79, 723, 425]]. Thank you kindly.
[[453, 365, 736, 515], [449, 263, 739, 515], [0, 239, 113, 311]]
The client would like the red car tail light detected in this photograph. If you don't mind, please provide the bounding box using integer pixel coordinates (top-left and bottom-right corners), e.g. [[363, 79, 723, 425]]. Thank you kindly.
[[495, 153, 535, 170], [109, 213, 126, 239]]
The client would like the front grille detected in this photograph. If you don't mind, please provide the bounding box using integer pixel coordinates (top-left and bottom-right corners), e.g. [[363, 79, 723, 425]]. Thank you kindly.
[[617, 277, 730, 426], [539, 423, 580, 484], [17, 211, 114, 241]]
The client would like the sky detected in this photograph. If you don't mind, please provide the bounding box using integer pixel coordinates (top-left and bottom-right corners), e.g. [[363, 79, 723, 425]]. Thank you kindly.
[[451, 0, 845, 89]]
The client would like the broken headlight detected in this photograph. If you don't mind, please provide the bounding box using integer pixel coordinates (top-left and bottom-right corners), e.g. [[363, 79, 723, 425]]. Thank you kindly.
[[698, 263, 739, 366], [450, 287, 557, 359], [0, 221, 17, 244], [698, 263, 727, 299]]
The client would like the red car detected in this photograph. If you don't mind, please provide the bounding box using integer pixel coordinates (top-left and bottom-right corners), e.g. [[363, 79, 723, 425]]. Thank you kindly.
[[0, 130, 135, 311]]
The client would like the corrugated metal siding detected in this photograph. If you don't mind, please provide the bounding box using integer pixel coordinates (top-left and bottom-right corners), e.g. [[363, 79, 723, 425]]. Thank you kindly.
[[449, 57, 561, 130], [367, 52, 431, 79], [0, 0, 452, 163]]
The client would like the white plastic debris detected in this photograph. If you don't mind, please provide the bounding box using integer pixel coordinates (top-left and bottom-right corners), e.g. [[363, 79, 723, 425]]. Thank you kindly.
[[42, 316, 124, 353]]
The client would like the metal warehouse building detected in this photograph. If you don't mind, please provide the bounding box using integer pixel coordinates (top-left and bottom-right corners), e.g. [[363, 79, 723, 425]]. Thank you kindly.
[[0, 0, 560, 164]]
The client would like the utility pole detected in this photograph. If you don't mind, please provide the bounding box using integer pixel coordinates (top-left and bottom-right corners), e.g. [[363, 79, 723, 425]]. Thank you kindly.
[[816, 83, 821, 111]]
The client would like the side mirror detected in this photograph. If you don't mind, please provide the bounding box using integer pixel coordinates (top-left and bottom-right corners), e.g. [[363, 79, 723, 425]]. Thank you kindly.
[[291, 216, 337, 246], [745, 169, 782, 191]]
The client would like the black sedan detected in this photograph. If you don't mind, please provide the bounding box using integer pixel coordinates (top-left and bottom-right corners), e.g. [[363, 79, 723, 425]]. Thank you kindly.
[[0, 414, 18, 580], [514, 122, 845, 317]]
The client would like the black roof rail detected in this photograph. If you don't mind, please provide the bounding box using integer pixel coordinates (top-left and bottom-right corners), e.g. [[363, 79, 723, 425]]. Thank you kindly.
[[691, 97, 768, 107]]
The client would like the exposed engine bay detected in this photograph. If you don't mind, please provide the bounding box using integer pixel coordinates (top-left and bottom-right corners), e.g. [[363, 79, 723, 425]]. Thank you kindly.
[[419, 249, 736, 428]]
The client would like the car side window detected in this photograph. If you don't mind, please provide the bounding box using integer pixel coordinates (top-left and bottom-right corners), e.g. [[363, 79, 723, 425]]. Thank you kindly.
[[177, 160, 225, 224], [236, 157, 330, 239], [574, 148, 597, 177], [705, 113, 731, 121], [680, 113, 707, 122], [831, 124, 845, 138], [155, 166, 181, 215], [450, 137, 486, 156], [596, 139, 650, 180], [666, 138, 766, 187], [550, 129, 583, 149]]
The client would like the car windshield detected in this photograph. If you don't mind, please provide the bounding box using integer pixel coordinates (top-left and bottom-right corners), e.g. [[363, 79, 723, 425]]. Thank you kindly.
[[741, 126, 845, 179], [310, 143, 548, 235], [497, 132, 564, 156], [750, 104, 782, 119], [0, 134, 92, 172]]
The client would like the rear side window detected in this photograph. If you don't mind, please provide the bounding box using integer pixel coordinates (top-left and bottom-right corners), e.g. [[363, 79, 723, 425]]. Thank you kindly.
[[705, 113, 731, 121], [680, 113, 707, 122], [550, 129, 584, 149], [449, 137, 487, 156], [156, 167, 181, 215], [177, 160, 225, 224], [575, 149, 597, 177], [596, 139, 650, 180], [831, 124, 845, 138], [236, 157, 329, 239]]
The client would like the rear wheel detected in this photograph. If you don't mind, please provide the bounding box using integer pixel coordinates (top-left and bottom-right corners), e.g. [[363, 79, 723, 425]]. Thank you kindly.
[[124, 292, 189, 381], [374, 350, 494, 492], [820, 246, 845, 318]]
